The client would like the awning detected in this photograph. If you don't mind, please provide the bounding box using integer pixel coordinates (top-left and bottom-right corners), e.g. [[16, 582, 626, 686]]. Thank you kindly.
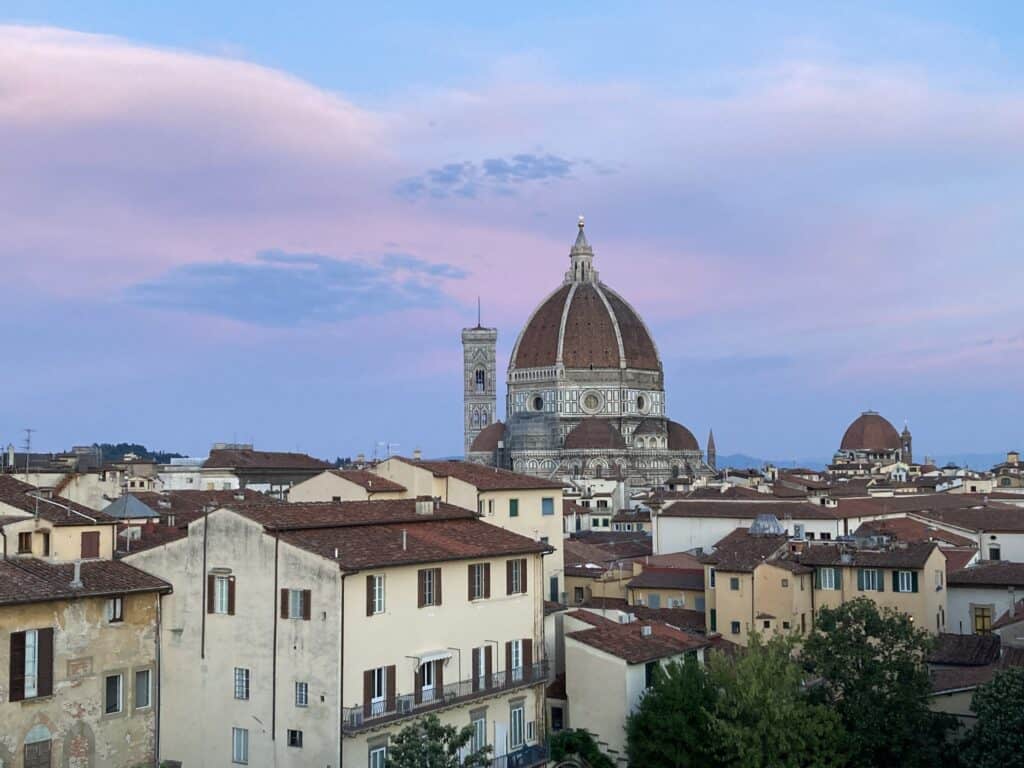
[[415, 650, 453, 665]]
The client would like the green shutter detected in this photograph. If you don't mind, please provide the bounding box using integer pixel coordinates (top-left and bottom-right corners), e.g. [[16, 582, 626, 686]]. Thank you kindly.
[[911, 571, 919, 593], [710, 609, 717, 633], [857, 569, 864, 591], [814, 569, 821, 589], [509, 499, 518, 517], [876, 570, 884, 592], [892, 570, 899, 592]]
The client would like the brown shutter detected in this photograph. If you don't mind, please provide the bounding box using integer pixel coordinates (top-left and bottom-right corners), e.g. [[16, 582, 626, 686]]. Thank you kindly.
[[484, 563, 491, 598], [366, 575, 375, 616], [484, 646, 493, 690], [207, 575, 216, 614], [506, 560, 514, 595], [472, 648, 480, 692], [468, 564, 474, 600], [81, 531, 100, 558], [521, 558, 528, 593], [522, 638, 533, 682], [301, 589, 311, 620], [363, 669, 373, 716], [386, 665, 396, 711], [414, 665, 423, 704], [280, 588, 289, 619], [505, 641, 513, 685], [9, 631, 25, 702], [434, 568, 442, 606], [227, 577, 236, 616], [37, 628, 54, 697], [435, 659, 444, 699], [418, 570, 426, 609]]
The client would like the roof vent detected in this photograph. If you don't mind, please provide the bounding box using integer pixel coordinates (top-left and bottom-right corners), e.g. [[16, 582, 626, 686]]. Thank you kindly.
[[234, 492, 245, 501], [415, 496, 434, 516], [157, 499, 172, 509], [640, 625, 652, 637], [412, 448, 422, 461], [70, 560, 83, 589]]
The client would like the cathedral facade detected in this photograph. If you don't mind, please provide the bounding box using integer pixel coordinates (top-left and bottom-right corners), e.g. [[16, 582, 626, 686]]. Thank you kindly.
[[463, 219, 710, 487]]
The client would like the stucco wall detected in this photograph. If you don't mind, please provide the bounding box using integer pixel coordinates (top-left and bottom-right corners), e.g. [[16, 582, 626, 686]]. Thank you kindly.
[[479, 488, 564, 601], [0, 592, 159, 768], [0, 517, 115, 561], [654, 513, 843, 555]]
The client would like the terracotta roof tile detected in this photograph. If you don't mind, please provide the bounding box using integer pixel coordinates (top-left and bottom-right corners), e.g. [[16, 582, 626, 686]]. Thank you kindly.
[[928, 633, 1002, 666], [402, 459, 564, 491], [799, 541, 939, 569], [0, 474, 116, 526], [948, 560, 1024, 588], [564, 419, 626, 451], [627, 567, 704, 591], [661, 499, 843, 521], [854, 517, 977, 548], [204, 448, 331, 470], [992, 599, 1024, 630], [700, 530, 789, 572], [567, 620, 709, 664], [840, 411, 901, 451], [327, 470, 406, 492], [0, 558, 170, 606]]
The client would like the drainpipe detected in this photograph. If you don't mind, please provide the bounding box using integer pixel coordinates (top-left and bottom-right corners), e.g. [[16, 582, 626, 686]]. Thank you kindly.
[[200, 511, 209, 659], [339, 569, 349, 768], [155, 592, 163, 763], [272, 531, 280, 742], [1, 528, 6, 560]]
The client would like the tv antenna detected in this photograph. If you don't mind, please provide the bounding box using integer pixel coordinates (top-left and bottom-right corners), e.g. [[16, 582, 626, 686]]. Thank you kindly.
[[22, 428, 35, 480], [374, 441, 400, 460]]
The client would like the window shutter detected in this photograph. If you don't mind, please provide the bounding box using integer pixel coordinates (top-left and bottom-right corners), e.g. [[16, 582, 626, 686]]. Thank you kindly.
[[484, 563, 491, 598], [434, 568, 442, 605], [911, 571, 919, 593], [856, 569, 864, 591], [418, 570, 426, 609], [301, 589, 311, 620], [506, 560, 514, 595], [363, 669, 373, 716], [892, 570, 899, 593], [227, 577, 236, 616], [386, 665, 396, 710], [81, 531, 100, 558], [37, 628, 53, 697], [207, 575, 216, 613], [468, 565, 474, 601], [505, 641, 512, 684], [814, 569, 821, 589], [876, 570, 884, 592], [522, 638, 533, 681], [435, 659, 444, 696], [520, 559, 528, 593], [366, 575, 375, 616], [9, 631, 25, 702], [472, 648, 480, 692], [280, 588, 289, 619], [414, 666, 423, 704], [484, 645, 493, 689]]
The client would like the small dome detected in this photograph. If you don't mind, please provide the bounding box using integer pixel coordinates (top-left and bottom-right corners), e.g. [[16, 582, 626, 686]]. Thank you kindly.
[[840, 411, 901, 451], [470, 421, 505, 453], [633, 419, 665, 437], [667, 420, 699, 451], [564, 419, 626, 450]]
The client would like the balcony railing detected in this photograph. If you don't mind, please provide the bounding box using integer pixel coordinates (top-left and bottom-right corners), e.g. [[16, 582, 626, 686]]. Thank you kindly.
[[342, 661, 549, 733], [491, 743, 550, 768]]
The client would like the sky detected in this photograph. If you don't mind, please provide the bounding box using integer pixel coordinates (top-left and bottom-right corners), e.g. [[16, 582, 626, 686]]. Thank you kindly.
[[1, 2, 1023, 462]]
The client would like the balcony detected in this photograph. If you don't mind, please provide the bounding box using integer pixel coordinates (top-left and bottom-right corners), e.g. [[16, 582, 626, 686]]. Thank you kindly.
[[342, 661, 549, 733], [491, 743, 549, 768]]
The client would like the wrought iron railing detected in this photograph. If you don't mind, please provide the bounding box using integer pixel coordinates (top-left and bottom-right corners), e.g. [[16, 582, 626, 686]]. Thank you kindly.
[[491, 743, 550, 768], [342, 660, 549, 733]]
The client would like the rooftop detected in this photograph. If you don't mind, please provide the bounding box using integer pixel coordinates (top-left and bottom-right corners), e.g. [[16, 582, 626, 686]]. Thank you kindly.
[[627, 567, 704, 591], [853, 517, 976, 548], [327, 469, 406, 492], [660, 499, 843, 521], [394, 458, 564, 491], [0, 558, 170, 606], [799, 541, 939, 569], [948, 560, 1024, 588], [928, 633, 1003, 666], [204, 447, 331, 471], [0, 474, 116, 526], [567, 620, 709, 664]]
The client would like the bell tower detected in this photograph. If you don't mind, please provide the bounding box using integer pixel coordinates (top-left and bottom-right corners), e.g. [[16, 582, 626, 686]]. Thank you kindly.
[[462, 307, 497, 456]]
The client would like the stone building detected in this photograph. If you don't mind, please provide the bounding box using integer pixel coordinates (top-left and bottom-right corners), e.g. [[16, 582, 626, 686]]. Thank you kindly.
[[830, 410, 912, 477], [465, 219, 709, 487]]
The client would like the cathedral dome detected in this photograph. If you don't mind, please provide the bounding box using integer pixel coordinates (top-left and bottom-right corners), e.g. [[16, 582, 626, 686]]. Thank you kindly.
[[564, 419, 627, 450], [667, 420, 700, 451], [840, 411, 900, 451], [469, 421, 505, 452], [509, 220, 660, 372]]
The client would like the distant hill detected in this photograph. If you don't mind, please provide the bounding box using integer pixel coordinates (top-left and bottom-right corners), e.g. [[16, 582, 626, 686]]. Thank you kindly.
[[94, 443, 185, 464]]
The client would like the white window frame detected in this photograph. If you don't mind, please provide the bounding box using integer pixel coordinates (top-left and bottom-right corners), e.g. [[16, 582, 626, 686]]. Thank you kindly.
[[372, 575, 385, 614], [107, 596, 124, 623], [510, 560, 523, 594], [510, 639, 523, 682], [423, 569, 436, 606], [24, 628, 39, 699], [897, 570, 914, 593], [286, 729, 303, 748], [288, 589, 304, 619], [860, 568, 881, 591], [471, 714, 487, 753], [105, 672, 123, 715], [372, 667, 386, 710], [471, 565, 485, 600], [295, 681, 308, 708], [510, 703, 525, 749], [420, 660, 434, 698], [819, 567, 838, 590], [135, 668, 152, 710], [234, 667, 250, 700], [476, 646, 487, 688], [232, 727, 249, 764], [214, 576, 230, 615], [369, 746, 387, 768]]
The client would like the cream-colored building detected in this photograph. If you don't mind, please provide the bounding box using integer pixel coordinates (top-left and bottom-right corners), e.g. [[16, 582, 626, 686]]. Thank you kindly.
[[125, 498, 551, 768], [287, 469, 407, 502], [0, 558, 170, 768], [563, 610, 712, 765], [626, 566, 705, 612], [373, 457, 567, 603]]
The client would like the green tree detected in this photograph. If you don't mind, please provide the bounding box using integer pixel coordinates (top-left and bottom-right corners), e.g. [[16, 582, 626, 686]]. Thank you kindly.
[[551, 729, 616, 768], [961, 667, 1024, 768], [802, 597, 956, 768], [625, 654, 717, 767], [385, 714, 491, 768], [707, 634, 846, 768]]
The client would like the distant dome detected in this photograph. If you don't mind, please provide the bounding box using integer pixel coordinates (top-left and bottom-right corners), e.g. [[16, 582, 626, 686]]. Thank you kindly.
[[840, 411, 901, 451], [633, 419, 664, 437], [667, 420, 700, 451], [564, 419, 626, 450], [470, 421, 505, 453]]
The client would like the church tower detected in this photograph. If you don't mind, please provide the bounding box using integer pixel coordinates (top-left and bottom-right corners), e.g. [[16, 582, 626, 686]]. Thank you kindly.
[[462, 316, 497, 456], [707, 429, 717, 471], [901, 423, 913, 465]]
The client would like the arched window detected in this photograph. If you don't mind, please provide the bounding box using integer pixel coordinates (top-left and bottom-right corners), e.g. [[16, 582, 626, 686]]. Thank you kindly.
[[472, 409, 481, 428], [475, 369, 485, 393], [595, 464, 605, 479], [480, 408, 488, 426]]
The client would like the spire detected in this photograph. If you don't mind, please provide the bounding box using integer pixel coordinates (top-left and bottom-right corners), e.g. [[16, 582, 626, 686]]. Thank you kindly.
[[707, 428, 716, 451], [707, 428, 717, 471], [566, 215, 598, 283]]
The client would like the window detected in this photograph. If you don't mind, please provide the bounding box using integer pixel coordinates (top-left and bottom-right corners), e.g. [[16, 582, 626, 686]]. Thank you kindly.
[[763, 620, 771, 629], [17, 532, 32, 554], [419, 660, 435, 701], [81, 530, 100, 558], [25, 629, 39, 698], [730, 621, 741, 635], [469, 563, 490, 600], [729, 577, 740, 591], [104, 673, 123, 715], [542, 497, 555, 516], [935, 569, 944, 589], [507, 558, 526, 595], [669, 597, 683, 609], [488, 499, 494, 515], [647, 593, 661, 609], [644, 661, 658, 688], [212, 575, 232, 615], [781, 578, 789, 588], [40, 531, 50, 557], [509, 499, 519, 517], [475, 369, 485, 393], [286, 730, 303, 748], [295, 681, 308, 707], [894, 570, 918, 593], [367, 575, 385, 615], [471, 713, 487, 753], [820, 532, 832, 541], [973, 605, 993, 635], [510, 639, 523, 681], [816, 567, 839, 591], [989, 545, 1001, 561], [418, 568, 441, 608], [533, 396, 544, 411], [596, 499, 609, 509], [369, 746, 387, 768], [782, 621, 791, 630], [107, 596, 124, 623], [510, 703, 525, 749], [234, 667, 250, 700], [283, 588, 311, 620], [857, 568, 883, 592], [232, 727, 249, 764], [709, 569, 716, 589], [135, 669, 152, 709], [710, 609, 717, 633], [551, 705, 564, 731], [573, 587, 585, 604], [9, 627, 53, 701]]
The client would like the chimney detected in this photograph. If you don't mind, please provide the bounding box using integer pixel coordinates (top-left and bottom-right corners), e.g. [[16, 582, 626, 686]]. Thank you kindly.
[[401, 530, 408, 551], [233, 492, 245, 501], [70, 560, 83, 589], [6, 443, 13, 470], [415, 496, 434, 516], [640, 624, 652, 637], [412, 448, 422, 461]]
